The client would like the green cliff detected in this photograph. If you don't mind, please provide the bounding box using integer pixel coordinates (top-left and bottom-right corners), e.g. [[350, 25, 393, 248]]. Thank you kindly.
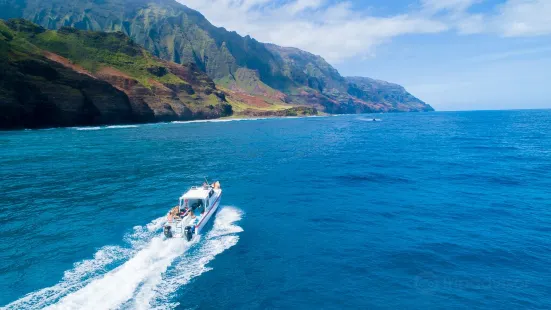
[[0, 19, 233, 129], [0, 0, 434, 114]]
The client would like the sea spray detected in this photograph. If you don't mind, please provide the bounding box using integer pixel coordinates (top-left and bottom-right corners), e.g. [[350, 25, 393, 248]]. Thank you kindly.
[[46, 237, 194, 309], [2, 217, 164, 309], [3, 208, 243, 310], [137, 207, 244, 309]]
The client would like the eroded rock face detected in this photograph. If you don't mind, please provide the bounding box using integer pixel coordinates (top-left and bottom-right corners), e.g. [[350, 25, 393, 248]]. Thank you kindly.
[[91, 62, 232, 122], [0, 57, 234, 129], [147, 66, 168, 77], [0, 0, 433, 113], [0, 19, 233, 129], [240, 106, 317, 117], [0, 58, 140, 129], [346, 77, 434, 112]]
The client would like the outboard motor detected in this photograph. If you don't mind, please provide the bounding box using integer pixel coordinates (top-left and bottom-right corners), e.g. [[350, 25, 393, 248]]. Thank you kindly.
[[184, 226, 194, 241], [163, 226, 173, 238]]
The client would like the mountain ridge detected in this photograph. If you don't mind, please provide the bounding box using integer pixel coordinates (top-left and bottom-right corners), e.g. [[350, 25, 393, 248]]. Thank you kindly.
[[1, 19, 318, 129], [0, 0, 434, 114]]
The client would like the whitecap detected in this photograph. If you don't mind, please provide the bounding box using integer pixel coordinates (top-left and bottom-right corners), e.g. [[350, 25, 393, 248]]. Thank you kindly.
[[3, 208, 243, 310], [2, 217, 164, 309], [104, 125, 139, 129], [171, 117, 269, 124], [139, 207, 243, 309], [74, 126, 102, 131]]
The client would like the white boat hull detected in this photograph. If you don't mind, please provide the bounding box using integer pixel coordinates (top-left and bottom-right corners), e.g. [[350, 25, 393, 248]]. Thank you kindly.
[[195, 193, 221, 234], [164, 190, 222, 240]]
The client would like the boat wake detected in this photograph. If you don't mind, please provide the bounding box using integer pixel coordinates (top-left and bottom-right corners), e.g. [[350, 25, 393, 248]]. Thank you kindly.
[[2, 207, 243, 310]]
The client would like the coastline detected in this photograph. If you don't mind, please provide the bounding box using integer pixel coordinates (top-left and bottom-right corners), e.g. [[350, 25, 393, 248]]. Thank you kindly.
[[1, 110, 442, 131], [5, 114, 328, 132]]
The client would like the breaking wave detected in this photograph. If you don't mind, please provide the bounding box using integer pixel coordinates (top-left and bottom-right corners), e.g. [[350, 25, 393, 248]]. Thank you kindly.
[[3, 207, 243, 310], [73, 125, 139, 131], [105, 125, 140, 129], [171, 118, 269, 124], [74, 126, 103, 131]]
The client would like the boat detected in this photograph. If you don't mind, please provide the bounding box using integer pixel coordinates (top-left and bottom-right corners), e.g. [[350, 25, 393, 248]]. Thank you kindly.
[[163, 180, 222, 241]]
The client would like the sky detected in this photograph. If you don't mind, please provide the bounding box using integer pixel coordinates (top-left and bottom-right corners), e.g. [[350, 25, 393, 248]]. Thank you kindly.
[[179, 0, 551, 111]]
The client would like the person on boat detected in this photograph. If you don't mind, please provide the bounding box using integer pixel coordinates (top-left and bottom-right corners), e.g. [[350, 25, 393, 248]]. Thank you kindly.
[[168, 206, 179, 221], [173, 210, 181, 220], [179, 207, 188, 217]]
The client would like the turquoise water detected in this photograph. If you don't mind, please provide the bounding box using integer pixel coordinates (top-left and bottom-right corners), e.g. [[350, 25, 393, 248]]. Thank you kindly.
[[1, 111, 550, 309]]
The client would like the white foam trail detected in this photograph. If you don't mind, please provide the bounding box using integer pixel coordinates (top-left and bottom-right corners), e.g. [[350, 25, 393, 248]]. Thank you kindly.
[[74, 126, 102, 131], [46, 237, 195, 310], [72, 125, 139, 131], [104, 125, 139, 129], [3, 208, 243, 310], [171, 118, 269, 124], [138, 207, 243, 309], [2, 217, 164, 310], [126, 217, 166, 248]]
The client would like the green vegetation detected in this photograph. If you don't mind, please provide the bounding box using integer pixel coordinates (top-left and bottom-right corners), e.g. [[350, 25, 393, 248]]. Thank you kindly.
[[7, 19, 186, 88], [0, 19, 235, 129], [0, 0, 433, 113], [0, 20, 39, 60], [0, 18, 318, 129], [1, 19, 140, 129]]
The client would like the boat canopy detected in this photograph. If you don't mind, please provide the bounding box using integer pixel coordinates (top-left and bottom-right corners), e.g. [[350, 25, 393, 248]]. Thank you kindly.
[[181, 186, 211, 200]]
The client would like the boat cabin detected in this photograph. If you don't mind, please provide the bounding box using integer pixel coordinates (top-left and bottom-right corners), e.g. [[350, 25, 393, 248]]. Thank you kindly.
[[164, 181, 222, 240], [178, 185, 216, 217]]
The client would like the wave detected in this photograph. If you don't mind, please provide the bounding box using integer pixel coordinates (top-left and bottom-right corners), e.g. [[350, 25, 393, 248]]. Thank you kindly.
[[171, 115, 329, 125], [72, 125, 139, 131], [104, 125, 139, 129], [171, 118, 269, 124], [3, 207, 243, 310], [358, 117, 382, 122], [0, 218, 162, 310], [74, 126, 103, 131], [136, 207, 243, 309]]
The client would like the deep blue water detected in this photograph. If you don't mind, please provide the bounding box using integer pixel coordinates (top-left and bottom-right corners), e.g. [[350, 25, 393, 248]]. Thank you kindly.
[[1, 111, 551, 309]]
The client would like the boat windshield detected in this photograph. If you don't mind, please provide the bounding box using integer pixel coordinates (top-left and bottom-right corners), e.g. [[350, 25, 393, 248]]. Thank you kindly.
[[179, 198, 206, 216]]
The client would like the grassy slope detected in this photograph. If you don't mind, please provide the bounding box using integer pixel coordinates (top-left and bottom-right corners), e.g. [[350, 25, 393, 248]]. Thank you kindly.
[[0, 20, 142, 128], [7, 19, 186, 88], [2, 19, 316, 124], [0, 19, 38, 59], [0, 0, 431, 113], [216, 67, 300, 113]]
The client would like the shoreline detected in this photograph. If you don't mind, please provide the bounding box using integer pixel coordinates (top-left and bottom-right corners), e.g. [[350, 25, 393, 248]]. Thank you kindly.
[[2, 110, 438, 132], [5, 114, 332, 132]]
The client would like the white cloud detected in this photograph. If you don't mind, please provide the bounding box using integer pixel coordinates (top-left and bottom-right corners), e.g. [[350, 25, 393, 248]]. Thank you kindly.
[[495, 0, 551, 37], [285, 0, 324, 14], [178, 0, 551, 63], [439, 0, 551, 37], [421, 0, 480, 13], [180, 0, 447, 62]]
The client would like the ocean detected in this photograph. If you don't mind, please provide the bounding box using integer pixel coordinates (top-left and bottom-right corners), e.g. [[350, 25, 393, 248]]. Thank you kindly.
[[1, 110, 550, 309]]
